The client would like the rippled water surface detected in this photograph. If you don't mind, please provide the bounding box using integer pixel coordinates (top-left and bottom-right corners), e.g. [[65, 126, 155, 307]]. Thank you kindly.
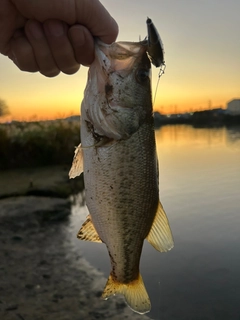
[[70, 125, 240, 320]]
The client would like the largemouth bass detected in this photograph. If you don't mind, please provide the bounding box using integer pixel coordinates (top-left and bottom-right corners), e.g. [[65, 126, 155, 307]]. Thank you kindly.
[[70, 19, 173, 314]]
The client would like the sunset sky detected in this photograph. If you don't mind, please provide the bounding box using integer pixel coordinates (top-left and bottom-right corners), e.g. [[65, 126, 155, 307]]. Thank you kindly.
[[0, 0, 240, 121]]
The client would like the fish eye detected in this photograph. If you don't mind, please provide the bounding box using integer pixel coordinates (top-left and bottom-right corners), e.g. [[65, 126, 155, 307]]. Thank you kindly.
[[135, 68, 149, 83]]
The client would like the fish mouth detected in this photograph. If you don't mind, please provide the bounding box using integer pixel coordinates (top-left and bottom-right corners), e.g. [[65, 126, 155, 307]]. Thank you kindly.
[[90, 40, 149, 111], [93, 40, 150, 112], [94, 40, 148, 76], [83, 40, 151, 141], [93, 16, 164, 76]]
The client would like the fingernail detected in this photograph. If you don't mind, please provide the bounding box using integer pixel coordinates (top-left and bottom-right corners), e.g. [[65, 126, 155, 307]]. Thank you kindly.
[[46, 20, 65, 37]]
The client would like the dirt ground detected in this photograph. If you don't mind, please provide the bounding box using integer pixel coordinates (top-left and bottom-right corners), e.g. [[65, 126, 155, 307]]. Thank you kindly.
[[0, 168, 150, 320], [0, 166, 84, 199]]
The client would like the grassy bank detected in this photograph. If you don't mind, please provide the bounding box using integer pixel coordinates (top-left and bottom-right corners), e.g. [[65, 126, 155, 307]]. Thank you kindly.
[[0, 120, 80, 170]]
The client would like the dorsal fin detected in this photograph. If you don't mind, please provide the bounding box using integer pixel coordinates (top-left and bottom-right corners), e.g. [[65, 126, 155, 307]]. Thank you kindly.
[[146, 201, 174, 252], [77, 215, 102, 242]]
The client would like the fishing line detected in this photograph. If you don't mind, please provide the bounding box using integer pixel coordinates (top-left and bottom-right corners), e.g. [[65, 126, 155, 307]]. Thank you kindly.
[[153, 63, 166, 106]]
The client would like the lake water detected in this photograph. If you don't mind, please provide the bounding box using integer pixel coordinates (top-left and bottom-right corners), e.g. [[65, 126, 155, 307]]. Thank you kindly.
[[69, 125, 240, 320]]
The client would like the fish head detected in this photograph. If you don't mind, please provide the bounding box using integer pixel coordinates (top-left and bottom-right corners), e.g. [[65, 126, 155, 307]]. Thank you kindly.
[[82, 41, 152, 141]]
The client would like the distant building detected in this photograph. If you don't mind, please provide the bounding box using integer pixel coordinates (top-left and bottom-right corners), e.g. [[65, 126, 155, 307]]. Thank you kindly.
[[227, 99, 240, 115]]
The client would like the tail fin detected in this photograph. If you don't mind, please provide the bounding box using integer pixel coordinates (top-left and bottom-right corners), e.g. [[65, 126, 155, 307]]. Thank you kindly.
[[102, 273, 151, 314]]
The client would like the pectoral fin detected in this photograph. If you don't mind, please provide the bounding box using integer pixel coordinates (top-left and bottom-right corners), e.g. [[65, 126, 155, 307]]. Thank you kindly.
[[77, 215, 102, 242], [146, 201, 174, 252], [69, 144, 83, 179]]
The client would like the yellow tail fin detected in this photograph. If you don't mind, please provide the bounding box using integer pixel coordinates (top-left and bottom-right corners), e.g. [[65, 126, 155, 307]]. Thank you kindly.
[[102, 273, 151, 314]]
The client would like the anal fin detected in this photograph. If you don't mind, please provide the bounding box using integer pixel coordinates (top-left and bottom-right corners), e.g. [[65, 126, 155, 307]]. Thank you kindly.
[[77, 215, 102, 242], [102, 273, 151, 315], [146, 201, 174, 252]]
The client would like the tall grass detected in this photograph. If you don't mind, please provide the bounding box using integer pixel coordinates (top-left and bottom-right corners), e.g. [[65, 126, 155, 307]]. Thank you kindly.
[[0, 120, 80, 170]]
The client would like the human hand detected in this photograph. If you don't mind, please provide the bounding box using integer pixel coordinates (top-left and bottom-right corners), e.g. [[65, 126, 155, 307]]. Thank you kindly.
[[0, 0, 118, 77]]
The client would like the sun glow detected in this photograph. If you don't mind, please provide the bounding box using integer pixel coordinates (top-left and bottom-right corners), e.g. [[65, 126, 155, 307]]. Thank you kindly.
[[0, 0, 239, 121]]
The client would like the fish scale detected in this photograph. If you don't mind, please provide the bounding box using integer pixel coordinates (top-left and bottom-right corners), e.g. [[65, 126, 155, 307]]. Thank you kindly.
[[84, 122, 158, 281]]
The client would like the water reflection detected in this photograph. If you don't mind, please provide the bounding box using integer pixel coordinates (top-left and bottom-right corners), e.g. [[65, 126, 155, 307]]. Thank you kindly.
[[225, 126, 240, 147], [71, 125, 240, 320], [156, 125, 230, 146]]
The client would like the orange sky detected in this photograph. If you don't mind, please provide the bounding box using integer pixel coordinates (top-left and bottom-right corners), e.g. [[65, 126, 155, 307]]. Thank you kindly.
[[1, 0, 240, 122]]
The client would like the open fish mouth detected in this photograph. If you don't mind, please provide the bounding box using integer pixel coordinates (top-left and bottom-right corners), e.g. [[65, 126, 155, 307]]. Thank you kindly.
[[83, 38, 151, 141], [83, 17, 166, 143], [93, 17, 165, 73], [92, 40, 149, 82]]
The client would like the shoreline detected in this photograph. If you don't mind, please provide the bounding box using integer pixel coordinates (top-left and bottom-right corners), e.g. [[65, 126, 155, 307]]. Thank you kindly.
[[0, 195, 150, 320], [0, 165, 84, 200], [0, 166, 150, 319]]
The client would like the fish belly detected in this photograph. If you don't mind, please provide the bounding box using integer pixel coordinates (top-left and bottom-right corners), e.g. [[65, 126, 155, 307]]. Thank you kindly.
[[82, 119, 159, 283]]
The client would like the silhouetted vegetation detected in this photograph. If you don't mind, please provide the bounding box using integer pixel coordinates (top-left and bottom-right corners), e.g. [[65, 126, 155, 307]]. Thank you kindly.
[[1, 111, 239, 170], [0, 120, 80, 170], [154, 110, 240, 128], [0, 99, 10, 117]]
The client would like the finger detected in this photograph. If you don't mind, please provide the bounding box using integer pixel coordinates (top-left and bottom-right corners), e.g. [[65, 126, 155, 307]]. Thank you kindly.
[[0, 12, 26, 56], [10, 29, 38, 72], [75, 0, 119, 44], [43, 19, 80, 75], [25, 20, 60, 77], [12, 0, 118, 43], [68, 25, 94, 66]]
